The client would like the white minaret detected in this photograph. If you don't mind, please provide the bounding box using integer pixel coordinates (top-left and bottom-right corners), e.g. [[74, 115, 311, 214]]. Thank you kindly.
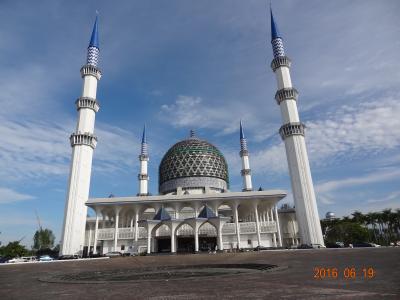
[[138, 125, 149, 196], [269, 8, 324, 246], [239, 120, 253, 191], [60, 16, 102, 255]]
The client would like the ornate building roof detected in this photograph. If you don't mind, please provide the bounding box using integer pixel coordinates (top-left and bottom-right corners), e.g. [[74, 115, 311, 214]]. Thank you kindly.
[[158, 134, 229, 194]]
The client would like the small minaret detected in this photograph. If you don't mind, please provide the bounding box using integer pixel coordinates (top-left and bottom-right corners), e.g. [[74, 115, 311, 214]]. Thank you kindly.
[[239, 120, 253, 191], [60, 16, 102, 255], [138, 125, 149, 196], [269, 8, 324, 246]]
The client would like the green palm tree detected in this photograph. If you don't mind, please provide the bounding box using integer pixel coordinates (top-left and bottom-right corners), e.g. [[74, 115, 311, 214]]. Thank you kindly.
[[351, 211, 364, 225], [369, 212, 379, 243], [382, 209, 392, 244]]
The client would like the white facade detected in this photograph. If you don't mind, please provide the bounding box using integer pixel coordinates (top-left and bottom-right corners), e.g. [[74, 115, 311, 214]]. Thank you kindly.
[[83, 190, 290, 255]]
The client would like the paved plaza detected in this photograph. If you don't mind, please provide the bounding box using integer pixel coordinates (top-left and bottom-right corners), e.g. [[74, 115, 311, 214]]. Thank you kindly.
[[0, 247, 399, 299]]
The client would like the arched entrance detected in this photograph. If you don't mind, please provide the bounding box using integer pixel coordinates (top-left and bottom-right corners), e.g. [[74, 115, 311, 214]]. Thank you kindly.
[[198, 222, 217, 252], [176, 223, 194, 253], [152, 223, 171, 253]]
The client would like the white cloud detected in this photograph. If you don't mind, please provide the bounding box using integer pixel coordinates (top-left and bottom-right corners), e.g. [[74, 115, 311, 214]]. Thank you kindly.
[[250, 94, 400, 177], [0, 187, 35, 204], [315, 168, 400, 194], [251, 143, 288, 176], [307, 95, 400, 165], [366, 190, 400, 204], [159, 95, 270, 138], [0, 117, 140, 183]]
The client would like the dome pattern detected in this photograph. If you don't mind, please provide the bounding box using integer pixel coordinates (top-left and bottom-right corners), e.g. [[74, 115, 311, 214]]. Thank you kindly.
[[159, 137, 229, 194]]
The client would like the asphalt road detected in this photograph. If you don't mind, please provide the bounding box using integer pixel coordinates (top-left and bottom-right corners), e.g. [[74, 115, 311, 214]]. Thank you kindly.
[[0, 247, 399, 299]]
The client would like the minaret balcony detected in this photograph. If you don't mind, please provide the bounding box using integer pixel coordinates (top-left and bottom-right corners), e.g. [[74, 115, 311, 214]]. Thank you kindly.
[[239, 150, 249, 157], [138, 174, 149, 180], [80, 64, 102, 80], [241, 169, 251, 176], [139, 154, 149, 161], [70, 132, 97, 149], [270, 56, 291, 72], [275, 88, 298, 105], [279, 122, 305, 140], [75, 97, 100, 112]]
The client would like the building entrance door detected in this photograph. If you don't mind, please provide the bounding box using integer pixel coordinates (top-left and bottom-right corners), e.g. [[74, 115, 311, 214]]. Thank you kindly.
[[177, 237, 194, 253], [199, 236, 217, 252], [156, 237, 171, 253], [177, 236, 217, 253]]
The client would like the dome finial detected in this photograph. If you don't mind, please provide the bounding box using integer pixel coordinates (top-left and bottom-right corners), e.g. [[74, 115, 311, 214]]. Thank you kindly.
[[189, 129, 196, 138]]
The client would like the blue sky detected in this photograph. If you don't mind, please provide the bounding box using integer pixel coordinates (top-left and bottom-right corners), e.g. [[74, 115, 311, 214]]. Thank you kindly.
[[0, 0, 399, 247]]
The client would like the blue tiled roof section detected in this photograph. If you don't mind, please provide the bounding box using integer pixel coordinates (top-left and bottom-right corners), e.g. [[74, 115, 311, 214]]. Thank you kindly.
[[198, 205, 216, 218], [89, 16, 99, 49], [142, 124, 147, 144], [270, 7, 281, 41], [240, 120, 245, 140], [153, 207, 171, 221]]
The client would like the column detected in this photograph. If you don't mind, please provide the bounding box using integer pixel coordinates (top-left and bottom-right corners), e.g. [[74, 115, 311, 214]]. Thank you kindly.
[[114, 208, 120, 251], [291, 219, 297, 245], [217, 226, 223, 251], [147, 229, 151, 254], [254, 205, 261, 247], [194, 226, 199, 253], [270, 208, 277, 247], [130, 217, 134, 232], [134, 210, 139, 242], [88, 225, 93, 254], [93, 211, 99, 254], [171, 230, 176, 253], [274, 206, 283, 247], [234, 205, 241, 249]]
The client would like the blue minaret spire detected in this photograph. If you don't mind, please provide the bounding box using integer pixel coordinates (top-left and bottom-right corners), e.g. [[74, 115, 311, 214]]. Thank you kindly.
[[87, 15, 100, 67], [239, 120, 248, 152], [141, 124, 148, 156], [270, 6, 285, 58]]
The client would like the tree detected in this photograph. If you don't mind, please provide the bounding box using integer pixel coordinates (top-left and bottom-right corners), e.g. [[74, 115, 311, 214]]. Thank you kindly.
[[0, 241, 29, 258], [33, 228, 55, 251], [351, 211, 364, 224], [325, 222, 369, 246]]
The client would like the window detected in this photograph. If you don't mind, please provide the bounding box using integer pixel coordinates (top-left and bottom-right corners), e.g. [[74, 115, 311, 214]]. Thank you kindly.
[[121, 245, 125, 251], [248, 239, 252, 245]]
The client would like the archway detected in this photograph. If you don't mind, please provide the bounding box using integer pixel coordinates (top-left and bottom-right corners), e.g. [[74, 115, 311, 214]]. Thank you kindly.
[[198, 221, 218, 252], [175, 222, 195, 253], [151, 223, 171, 253]]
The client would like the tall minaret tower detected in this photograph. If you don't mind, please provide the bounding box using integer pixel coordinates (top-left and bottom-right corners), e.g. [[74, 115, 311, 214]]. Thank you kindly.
[[269, 8, 324, 246], [60, 16, 102, 255], [239, 120, 253, 191], [138, 125, 149, 196]]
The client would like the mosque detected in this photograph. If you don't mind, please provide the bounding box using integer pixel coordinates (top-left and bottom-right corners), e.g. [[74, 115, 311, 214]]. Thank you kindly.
[[60, 8, 325, 256]]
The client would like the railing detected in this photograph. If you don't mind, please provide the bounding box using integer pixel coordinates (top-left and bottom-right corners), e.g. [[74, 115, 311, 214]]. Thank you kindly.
[[97, 228, 114, 240], [95, 221, 277, 240], [118, 228, 135, 239], [260, 222, 277, 233]]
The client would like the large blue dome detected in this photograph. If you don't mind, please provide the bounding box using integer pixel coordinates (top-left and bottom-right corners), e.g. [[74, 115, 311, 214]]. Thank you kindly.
[[159, 136, 229, 194]]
